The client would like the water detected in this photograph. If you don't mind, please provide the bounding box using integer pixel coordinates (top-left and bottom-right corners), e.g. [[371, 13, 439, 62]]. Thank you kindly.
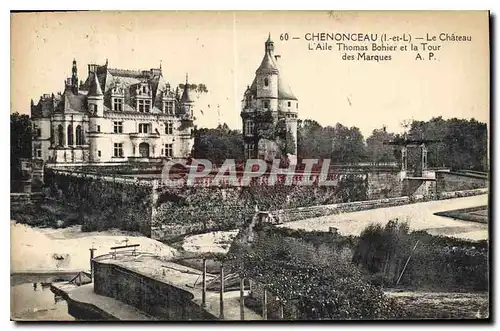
[[11, 274, 75, 321]]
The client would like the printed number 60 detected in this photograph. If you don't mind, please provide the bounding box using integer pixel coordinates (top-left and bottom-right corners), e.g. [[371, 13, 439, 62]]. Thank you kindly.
[[280, 33, 289, 41]]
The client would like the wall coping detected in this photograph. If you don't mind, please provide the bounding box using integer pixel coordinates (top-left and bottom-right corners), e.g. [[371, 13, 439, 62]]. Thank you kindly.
[[270, 188, 488, 222]]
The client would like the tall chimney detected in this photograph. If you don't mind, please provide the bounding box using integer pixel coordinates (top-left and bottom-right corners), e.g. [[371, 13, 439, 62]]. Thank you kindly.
[[88, 64, 98, 75]]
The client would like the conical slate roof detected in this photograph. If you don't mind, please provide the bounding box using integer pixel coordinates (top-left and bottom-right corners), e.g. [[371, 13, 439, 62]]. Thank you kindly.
[[256, 52, 278, 72], [250, 47, 298, 101], [180, 74, 194, 103], [277, 71, 297, 101], [88, 72, 103, 97]]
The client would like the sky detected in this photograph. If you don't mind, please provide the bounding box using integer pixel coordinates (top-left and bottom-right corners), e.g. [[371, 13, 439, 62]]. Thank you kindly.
[[10, 11, 489, 138]]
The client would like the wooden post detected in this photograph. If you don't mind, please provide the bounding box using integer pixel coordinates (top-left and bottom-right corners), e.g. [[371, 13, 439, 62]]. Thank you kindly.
[[89, 248, 96, 280], [262, 287, 268, 320], [202, 258, 207, 308], [396, 240, 420, 286], [219, 263, 225, 319], [240, 277, 245, 320]]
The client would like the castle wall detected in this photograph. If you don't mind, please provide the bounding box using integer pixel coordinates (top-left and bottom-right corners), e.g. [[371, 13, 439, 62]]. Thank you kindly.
[[44, 168, 155, 235], [40, 166, 487, 240], [151, 174, 372, 240]]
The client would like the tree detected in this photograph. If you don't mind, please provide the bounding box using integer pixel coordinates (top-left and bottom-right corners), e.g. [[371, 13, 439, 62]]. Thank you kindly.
[[11, 112, 32, 180], [331, 123, 366, 164], [297, 120, 332, 159], [366, 126, 397, 165], [406, 117, 488, 171], [192, 124, 244, 164]]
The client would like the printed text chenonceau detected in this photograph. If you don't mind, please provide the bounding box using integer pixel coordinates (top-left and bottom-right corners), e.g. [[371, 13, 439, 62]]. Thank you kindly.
[[300, 32, 472, 61]]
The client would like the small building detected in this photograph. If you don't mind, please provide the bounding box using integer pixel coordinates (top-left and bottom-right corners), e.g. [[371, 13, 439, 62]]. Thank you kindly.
[[31, 59, 195, 164]]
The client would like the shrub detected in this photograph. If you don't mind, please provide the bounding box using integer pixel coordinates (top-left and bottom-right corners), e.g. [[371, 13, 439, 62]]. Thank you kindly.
[[232, 224, 402, 320], [353, 220, 488, 291]]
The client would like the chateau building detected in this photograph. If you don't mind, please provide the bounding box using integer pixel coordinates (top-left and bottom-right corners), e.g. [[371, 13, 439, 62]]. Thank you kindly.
[[241, 35, 299, 160], [31, 60, 195, 164]]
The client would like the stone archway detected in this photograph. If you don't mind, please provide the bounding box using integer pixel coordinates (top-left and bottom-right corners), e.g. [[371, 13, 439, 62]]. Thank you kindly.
[[139, 142, 150, 157]]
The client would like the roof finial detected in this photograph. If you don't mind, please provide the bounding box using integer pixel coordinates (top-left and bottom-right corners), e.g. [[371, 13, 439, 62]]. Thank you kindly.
[[185, 73, 188, 85], [267, 32, 272, 42], [105, 58, 108, 66], [160, 60, 162, 71]]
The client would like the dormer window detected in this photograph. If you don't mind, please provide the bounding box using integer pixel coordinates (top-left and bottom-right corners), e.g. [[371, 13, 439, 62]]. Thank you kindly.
[[113, 97, 124, 111], [138, 99, 151, 113], [137, 83, 151, 96], [111, 86, 125, 111], [163, 101, 174, 115]]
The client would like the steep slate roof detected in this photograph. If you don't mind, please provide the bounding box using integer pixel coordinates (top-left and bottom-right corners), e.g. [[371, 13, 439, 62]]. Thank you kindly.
[[107, 68, 144, 78], [277, 72, 297, 101], [256, 52, 279, 72], [88, 72, 103, 97], [248, 43, 298, 101], [60, 90, 88, 113], [38, 61, 179, 116], [180, 75, 194, 103]]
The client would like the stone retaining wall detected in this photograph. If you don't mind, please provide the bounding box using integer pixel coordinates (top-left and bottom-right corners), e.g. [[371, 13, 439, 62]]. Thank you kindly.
[[92, 258, 217, 320], [44, 168, 155, 235], [437, 172, 488, 193]]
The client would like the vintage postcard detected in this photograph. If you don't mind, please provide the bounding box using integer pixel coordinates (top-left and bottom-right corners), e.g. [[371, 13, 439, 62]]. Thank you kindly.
[[10, 10, 490, 321]]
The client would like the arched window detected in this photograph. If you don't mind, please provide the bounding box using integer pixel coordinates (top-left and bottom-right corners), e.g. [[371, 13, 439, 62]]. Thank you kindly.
[[57, 125, 64, 146], [264, 78, 269, 87], [67, 125, 74, 146], [76, 125, 83, 145]]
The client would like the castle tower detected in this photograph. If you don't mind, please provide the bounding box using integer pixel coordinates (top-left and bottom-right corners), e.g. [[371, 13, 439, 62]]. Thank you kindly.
[[179, 74, 195, 156], [180, 73, 194, 117], [87, 72, 104, 116], [87, 71, 104, 162], [256, 34, 279, 103], [241, 34, 299, 160]]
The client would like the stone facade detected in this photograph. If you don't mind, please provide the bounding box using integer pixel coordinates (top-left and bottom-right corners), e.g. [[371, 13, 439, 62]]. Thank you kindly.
[[31, 60, 195, 165]]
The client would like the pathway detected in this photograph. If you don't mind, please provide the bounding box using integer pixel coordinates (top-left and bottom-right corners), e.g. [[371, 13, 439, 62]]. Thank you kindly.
[[279, 194, 488, 240]]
